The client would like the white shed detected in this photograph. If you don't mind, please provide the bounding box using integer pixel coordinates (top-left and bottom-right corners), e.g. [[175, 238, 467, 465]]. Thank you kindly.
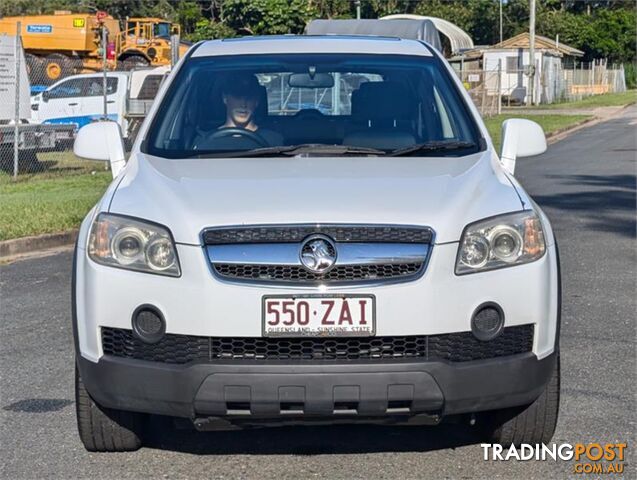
[[454, 33, 584, 105], [484, 49, 563, 104]]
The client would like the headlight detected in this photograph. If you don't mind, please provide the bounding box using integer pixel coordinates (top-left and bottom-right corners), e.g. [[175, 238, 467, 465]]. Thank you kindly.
[[88, 213, 181, 277], [456, 211, 545, 275]]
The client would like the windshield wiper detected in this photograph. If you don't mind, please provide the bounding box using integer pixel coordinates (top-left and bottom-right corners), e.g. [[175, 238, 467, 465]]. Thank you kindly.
[[189, 144, 386, 158], [389, 140, 477, 157]]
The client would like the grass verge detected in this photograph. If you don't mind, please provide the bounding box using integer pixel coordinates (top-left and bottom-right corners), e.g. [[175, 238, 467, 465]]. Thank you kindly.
[[0, 152, 111, 241], [484, 114, 592, 151], [532, 90, 637, 109]]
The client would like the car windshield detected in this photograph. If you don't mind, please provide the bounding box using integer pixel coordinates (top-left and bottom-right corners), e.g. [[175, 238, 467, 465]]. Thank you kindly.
[[144, 53, 481, 158]]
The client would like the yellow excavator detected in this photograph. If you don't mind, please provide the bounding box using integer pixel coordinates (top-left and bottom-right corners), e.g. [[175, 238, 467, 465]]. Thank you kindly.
[[0, 11, 190, 85], [117, 17, 190, 69]]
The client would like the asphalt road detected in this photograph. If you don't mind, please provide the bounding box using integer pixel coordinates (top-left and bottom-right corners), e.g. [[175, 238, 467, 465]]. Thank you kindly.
[[1, 107, 635, 479]]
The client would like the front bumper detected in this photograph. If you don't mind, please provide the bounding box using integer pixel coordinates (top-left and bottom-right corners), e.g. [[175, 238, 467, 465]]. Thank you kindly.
[[75, 240, 560, 361], [77, 351, 556, 422]]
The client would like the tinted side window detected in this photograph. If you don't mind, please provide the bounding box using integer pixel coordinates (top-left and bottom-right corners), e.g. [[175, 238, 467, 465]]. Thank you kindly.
[[47, 79, 83, 99], [137, 75, 163, 100], [85, 78, 119, 97], [154, 23, 170, 37]]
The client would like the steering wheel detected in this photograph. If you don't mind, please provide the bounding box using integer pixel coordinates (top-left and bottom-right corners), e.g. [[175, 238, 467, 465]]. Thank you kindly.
[[209, 127, 269, 148]]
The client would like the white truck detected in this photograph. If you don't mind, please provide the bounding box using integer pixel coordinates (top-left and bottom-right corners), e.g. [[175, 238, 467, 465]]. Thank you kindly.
[[30, 67, 169, 142]]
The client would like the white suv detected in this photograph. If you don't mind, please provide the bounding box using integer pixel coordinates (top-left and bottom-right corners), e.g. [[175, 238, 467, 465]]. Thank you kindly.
[[72, 36, 560, 452]]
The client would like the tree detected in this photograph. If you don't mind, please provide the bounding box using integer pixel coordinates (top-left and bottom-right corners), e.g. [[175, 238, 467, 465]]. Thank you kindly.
[[2, 0, 634, 65], [537, 6, 636, 63], [174, 1, 205, 35], [187, 19, 236, 41], [306, 0, 352, 19], [360, 0, 416, 18], [222, 0, 314, 35]]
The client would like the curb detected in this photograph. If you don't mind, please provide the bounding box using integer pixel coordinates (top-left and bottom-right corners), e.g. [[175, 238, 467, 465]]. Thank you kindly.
[[543, 103, 632, 144], [544, 116, 598, 143], [0, 230, 78, 259]]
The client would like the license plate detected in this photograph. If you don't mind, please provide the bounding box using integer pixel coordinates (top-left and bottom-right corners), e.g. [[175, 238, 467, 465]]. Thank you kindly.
[[262, 294, 375, 337]]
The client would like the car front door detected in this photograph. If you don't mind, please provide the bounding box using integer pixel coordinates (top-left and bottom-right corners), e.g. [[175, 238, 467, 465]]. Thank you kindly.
[[39, 78, 84, 125], [80, 77, 121, 129]]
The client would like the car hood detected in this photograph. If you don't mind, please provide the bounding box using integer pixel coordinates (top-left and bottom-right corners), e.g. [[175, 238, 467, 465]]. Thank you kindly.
[[109, 151, 523, 245]]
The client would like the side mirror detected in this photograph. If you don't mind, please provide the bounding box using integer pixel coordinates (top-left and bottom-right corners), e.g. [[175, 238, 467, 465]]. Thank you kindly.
[[42, 90, 50, 102], [500, 119, 547, 175], [73, 121, 126, 178]]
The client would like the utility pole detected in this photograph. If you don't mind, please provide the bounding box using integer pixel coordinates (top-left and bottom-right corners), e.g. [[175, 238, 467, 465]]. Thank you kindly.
[[499, 0, 503, 44], [355, 0, 361, 20], [102, 25, 108, 119], [13, 21, 21, 179], [170, 33, 180, 67], [528, 0, 536, 106]]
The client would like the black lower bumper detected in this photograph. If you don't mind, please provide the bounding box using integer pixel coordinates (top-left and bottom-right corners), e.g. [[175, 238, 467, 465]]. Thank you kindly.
[[77, 351, 556, 421]]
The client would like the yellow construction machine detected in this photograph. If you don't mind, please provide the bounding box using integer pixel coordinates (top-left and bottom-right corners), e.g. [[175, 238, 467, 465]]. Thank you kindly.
[[0, 12, 190, 85]]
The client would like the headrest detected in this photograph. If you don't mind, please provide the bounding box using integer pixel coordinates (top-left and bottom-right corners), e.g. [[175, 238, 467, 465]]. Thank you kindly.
[[351, 81, 415, 123]]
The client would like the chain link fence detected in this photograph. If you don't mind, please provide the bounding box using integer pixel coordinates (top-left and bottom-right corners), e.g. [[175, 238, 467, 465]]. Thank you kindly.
[[1, 24, 177, 183], [455, 60, 627, 112], [457, 68, 502, 117], [1, 27, 106, 182], [561, 61, 627, 100]]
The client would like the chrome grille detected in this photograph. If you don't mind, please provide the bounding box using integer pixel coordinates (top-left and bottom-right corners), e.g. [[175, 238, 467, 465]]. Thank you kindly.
[[214, 263, 423, 282], [101, 325, 534, 364], [203, 225, 433, 244], [204, 224, 433, 285]]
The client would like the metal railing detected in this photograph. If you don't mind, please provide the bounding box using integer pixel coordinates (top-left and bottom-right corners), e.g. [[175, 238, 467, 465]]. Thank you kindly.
[[0, 24, 180, 181]]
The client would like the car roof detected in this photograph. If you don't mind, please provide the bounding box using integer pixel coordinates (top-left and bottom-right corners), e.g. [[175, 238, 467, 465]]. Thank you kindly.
[[192, 35, 434, 58]]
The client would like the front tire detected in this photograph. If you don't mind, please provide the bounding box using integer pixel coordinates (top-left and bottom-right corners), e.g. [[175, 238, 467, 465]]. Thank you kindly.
[[75, 363, 144, 452], [482, 354, 560, 446]]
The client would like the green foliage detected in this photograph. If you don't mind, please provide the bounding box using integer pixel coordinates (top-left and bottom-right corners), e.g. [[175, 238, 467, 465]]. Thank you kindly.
[[414, 1, 476, 36], [624, 63, 637, 90], [538, 7, 636, 63], [309, 0, 352, 19], [359, 0, 415, 18], [222, 0, 314, 35], [187, 20, 236, 42], [0, 0, 74, 16], [1, 0, 634, 63], [586, 8, 636, 63], [146, 0, 176, 19], [174, 1, 204, 35]]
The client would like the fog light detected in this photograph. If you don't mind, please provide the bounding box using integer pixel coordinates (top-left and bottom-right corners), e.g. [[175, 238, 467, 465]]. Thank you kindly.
[[471, 303, 504, 341], [132, 305, 165, 344]]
